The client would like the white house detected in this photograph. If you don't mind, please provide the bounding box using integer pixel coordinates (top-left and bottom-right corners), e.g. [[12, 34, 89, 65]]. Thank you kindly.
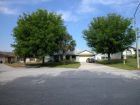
[[76, 50, 95, 62], [94, 53, 122, 61], [123, 47, 136, 56], [94, 54, 107, 61], [94, 47, 136, 61]]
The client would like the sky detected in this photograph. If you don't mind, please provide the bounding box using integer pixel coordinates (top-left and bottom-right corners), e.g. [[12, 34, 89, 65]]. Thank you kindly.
[[0, 0, 140, 52]]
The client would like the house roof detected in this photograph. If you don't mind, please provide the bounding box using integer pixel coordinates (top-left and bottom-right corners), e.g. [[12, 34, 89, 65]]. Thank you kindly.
[[76, 50, 95, 56], [0, 51, 15, 57], [127, 46, 140, 51], [53, 50, 95, 56]]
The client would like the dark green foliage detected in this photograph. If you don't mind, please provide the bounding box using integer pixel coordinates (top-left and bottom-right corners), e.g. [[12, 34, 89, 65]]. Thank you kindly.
[[60, 34, 76, 54], [12, 9, 75, 63], [83, 13, 136, 61]]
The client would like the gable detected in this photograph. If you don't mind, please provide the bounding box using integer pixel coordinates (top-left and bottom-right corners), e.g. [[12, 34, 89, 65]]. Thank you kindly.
[[77, 50, 94, 56]]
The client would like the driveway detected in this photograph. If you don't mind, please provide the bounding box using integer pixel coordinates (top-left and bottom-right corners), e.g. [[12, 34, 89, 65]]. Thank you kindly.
[[0, 64, 140, 105], [79, 62, 112, 70]]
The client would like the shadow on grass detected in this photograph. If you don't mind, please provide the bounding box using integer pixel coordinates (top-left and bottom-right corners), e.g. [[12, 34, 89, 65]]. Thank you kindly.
[[25, 61, 80, 68], [97, 59, 123, 65]]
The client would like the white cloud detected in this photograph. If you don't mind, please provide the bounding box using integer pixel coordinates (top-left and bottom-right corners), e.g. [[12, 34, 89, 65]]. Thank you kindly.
[[78, 4, 95, 13], [0, 6, 17, 15], [0, 0, 51, 15], [80, 0, 138, 5], [0, 0, 50, 5], [77, 0, 139, 14], [77, 0, 95, 13], [57, 10, 78, 22]]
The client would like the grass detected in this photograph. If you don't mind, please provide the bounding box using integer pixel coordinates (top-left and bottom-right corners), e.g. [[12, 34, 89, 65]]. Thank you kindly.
[[6, 61, 80, 69], [45, 62, 80, 68], [6, 63, 26, 68], [97, 58, 138, 70]]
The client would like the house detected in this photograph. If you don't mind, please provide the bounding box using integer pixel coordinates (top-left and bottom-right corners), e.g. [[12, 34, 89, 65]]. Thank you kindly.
[[94, 47, 137, 61], [94, 53, 122, 61], [48, 50, 95, 63], [123, 47, 136, 56], [76, 50, 95, 62], [94, 54, 108, 61], [0, 51, 16, 63]]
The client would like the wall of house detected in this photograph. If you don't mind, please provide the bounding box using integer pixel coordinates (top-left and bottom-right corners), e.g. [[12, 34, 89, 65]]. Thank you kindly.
[[76, 50, 95, 62], [76, 55, 94, 62], [111, 52, 122, 59], [0, 56, 5, 63], [95, 53, 122, 61], [0, 56, 16, 63], [94, 54, 108, 61], [19, 58, 38, 63]]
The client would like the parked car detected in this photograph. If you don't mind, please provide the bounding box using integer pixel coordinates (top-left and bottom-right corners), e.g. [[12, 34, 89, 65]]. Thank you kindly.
[[86, 58, 96, 63]]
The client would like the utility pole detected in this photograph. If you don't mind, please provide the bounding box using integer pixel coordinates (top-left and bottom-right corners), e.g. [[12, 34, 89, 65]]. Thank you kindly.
[[134, 2, 140, 69]]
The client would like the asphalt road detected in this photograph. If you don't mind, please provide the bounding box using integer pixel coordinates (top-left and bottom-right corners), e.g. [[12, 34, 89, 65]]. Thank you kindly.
[[0, 64, 140, 105]]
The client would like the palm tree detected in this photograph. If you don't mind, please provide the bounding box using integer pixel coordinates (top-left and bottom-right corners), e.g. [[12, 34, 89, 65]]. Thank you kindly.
[[60, 34, 76, 62]]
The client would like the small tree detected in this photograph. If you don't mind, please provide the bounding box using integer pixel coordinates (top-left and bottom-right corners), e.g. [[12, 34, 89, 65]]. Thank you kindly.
[[83, 13, 136, 62], [12, 9, 68, 64], [59, 34, 76, 61]]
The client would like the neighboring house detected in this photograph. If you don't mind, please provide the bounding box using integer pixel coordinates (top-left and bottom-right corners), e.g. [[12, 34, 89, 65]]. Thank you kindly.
[[94, 53, 122, 61], [123, 47, 136, 56], [94, 54, 108, 61], [95, 47, 137, 61], [0, 51, 16, 63]]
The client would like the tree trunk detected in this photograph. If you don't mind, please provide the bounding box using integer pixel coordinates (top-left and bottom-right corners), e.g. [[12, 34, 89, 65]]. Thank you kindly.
[[23, 57, 26, 64], [107, 53, 111, 63], [42, 56, 45, 64]]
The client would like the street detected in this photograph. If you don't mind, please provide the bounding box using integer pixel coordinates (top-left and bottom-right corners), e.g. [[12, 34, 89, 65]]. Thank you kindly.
[[0, 64, 140, 105]]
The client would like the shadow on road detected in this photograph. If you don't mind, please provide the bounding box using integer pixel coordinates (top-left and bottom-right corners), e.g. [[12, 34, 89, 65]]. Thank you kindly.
[[0, 70, 140, 105]]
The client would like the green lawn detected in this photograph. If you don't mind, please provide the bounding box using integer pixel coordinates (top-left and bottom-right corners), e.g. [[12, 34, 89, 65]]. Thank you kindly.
[[45, 62, 80, 68], [97, 58, 138, 70], [6, 61, 80, 69]]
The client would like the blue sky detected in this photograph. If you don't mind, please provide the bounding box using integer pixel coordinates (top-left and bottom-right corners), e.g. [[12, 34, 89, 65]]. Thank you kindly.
[[0, 0, 140, 52]]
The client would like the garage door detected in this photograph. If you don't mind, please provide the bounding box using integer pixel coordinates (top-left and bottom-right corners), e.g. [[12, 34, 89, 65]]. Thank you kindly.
[[78, 57, 89, 62]]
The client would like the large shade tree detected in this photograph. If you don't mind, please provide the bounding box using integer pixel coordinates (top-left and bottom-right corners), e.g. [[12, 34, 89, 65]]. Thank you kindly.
[[12, 9, 75, 63], [83, 13, 136, 62]]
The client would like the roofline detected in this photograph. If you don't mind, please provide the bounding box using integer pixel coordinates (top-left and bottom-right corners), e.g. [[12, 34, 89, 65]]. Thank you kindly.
[[77, 50, 94, 55]]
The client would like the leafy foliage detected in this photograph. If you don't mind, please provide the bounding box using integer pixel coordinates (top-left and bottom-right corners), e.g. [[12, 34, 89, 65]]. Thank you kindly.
[[83, 13, 136, 61], [12, 9, 75, 63], [60, 34, 76, 54]]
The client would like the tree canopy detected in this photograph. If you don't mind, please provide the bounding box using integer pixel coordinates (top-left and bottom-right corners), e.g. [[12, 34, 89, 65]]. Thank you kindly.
[[83, 13, 136, 61], [12, 9, 75, 63], [60, 34, 76, 54]]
